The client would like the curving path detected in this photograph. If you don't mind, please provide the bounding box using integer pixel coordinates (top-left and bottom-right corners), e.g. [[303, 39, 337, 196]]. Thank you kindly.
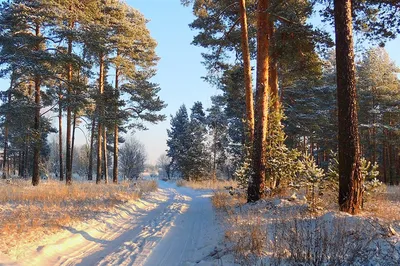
[[9, 181, 220, 266]]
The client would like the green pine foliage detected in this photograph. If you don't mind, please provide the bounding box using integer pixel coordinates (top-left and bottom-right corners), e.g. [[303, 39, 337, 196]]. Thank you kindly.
[[327, 152, 382, 197], [0, 0, 165, 184], [166, 103, 211, 181]]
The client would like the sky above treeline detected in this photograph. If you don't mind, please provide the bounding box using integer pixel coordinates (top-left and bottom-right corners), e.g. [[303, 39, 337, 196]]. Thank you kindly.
[[0, 0, 399, 164]]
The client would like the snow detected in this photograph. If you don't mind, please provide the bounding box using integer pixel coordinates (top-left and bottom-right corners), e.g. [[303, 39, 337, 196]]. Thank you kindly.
[[0, 181, 224, 266], [3, 180, 397, 265], [221, 192, 400, 265]]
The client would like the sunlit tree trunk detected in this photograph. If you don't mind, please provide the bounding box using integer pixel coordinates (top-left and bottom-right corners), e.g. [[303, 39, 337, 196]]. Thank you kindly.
[[268, 21, 279, 111], [88, 115, 95, 181], [248, 0, 270, 202], [71, 112, 77, 173], [32, 24, 41, 186], [238, 0, 254, 142], [334, 0, 363, 214], [113, 62, 119, 184], [96, 52, 105, 184], [66, 19, 74, 185], [103, 127, 108, 184], [2, 76, 12, 179], [58, 87, 64, 181]]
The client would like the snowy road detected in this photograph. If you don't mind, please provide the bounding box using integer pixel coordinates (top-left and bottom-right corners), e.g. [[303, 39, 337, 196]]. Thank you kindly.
[[9, 181, 221, 266]]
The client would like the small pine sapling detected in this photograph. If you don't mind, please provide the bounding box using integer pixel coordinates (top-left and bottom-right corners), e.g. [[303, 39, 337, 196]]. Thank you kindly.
[[298, 153, 325, 212]]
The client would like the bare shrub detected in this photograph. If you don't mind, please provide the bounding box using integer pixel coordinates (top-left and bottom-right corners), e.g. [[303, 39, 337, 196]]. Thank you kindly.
[[218, 194, 400, 266], [226, 214, 266, 266], [268, 213, 399, 265]]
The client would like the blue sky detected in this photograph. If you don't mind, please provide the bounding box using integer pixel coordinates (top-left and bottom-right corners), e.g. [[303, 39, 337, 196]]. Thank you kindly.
[[127, 0, 216, 164], [0, 0, 399, 164]]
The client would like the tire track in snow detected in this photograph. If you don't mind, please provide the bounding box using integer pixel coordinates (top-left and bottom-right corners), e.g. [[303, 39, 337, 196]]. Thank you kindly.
[[85, 190, 190, 266], [8, 182, 219, 266]]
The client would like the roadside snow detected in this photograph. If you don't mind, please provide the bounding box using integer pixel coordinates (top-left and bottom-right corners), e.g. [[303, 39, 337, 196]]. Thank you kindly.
[[0, 181, 225, 266]]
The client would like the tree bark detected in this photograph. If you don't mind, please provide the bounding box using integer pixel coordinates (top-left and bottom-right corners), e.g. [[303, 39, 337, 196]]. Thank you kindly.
[[113, 123, 118, 184], [334, 0, 363, 214], [238, 0, 254, 142], [372, 93, 377, 164], [268, 21, 280, 111], [18, 151, 22, 176], [248, 0, 270, 202], [71, 111, 77, 173], [389, 117, 394, 184], [96, 52, 105, 184], [23, 140, 28, 178], [65, 21, 74, 185], [58, 88, 64, 181], [2, 78, 12, 179], [32, 24, 41, 187], [88, 115, 95, 181], [383, 135, 387, 183], [103, 127, 108, 184], [32, 79, 41, 186], [113, 64, 119, 184]]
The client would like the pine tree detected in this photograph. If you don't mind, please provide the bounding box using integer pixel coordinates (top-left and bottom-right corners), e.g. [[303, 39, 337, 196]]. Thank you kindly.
[[238, 0, 254, 143], [248, 0, 270, 202], [334, 0, 363, 214], [207, 98, 229, 179], [187, 102, 210, 180], [357, 47, 400, 184], [167, 105, 191, 179], [0, 0, 58, 185]]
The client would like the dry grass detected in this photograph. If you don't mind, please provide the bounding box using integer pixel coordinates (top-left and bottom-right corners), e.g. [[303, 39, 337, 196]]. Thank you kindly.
[[213, 186, 400, 265], [176, 179, 238, 190], [212, 190, 246, 214], [363, 185, 400, 222], [225, 213, 266, 265], [0, 179, 157, 254]]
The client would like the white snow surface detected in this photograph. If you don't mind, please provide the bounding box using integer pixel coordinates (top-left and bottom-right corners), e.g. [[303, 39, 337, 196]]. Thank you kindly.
[[0, 181, 225, 266]]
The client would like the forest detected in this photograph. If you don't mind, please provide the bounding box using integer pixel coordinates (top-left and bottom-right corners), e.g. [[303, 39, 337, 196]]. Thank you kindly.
[[0, 0, 165, 185], [0, 0, 400, 265], [164, 0, 400, 214]]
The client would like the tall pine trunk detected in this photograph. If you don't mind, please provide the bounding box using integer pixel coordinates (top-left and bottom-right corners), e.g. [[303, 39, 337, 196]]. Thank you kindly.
[[372, 93, 377, 164], [113, 65, 119, 184], [58, 88, 64, 181], [71, 112, 77, 172], [238, 0, 254, 142], [2, 77, 12, 179], [32, 24, 41, 186], [65, 23, 73, 185], [18, 151, 22, 176], [88, 115, 95, 180], [103, 127, 108, 184], [23, 140, 28, 178], [268, 21, 279, 111], [334, 0, 363, 214], [113, 123, 118, 184], [96, 52, 105, 184], [248, 0, 270, 202]]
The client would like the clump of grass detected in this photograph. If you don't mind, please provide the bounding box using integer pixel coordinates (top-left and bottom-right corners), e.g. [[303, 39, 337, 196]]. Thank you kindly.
[[225, 213, 266, 265], [212, 190, 246, 214], [363, 185, 400, 222], [0, 179, 157, 255]]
